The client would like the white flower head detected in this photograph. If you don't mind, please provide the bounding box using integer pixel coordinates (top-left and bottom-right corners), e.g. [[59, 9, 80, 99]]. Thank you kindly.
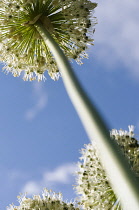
[[7, 188, 80, 210], [0, 0, 97, 81], [75, 126, 139, 209]]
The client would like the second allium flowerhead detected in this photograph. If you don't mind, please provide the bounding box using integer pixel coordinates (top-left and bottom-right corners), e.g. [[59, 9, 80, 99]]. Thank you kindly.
[[0, 0, 97, 81], [75, 126, 139, 209]]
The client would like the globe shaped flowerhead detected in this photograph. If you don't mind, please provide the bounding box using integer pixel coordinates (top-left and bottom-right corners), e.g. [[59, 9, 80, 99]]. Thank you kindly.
[[7, 188, 80, 210], [0, 0, 97, 81], [75, 126, 139, 209]]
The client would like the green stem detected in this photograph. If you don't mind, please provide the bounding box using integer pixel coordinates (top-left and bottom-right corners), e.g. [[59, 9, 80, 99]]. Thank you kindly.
[[35, 21, 139, 209]]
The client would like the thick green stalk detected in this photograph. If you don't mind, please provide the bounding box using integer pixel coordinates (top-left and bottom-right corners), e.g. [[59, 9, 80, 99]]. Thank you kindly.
[[35, 21, 139, 209]]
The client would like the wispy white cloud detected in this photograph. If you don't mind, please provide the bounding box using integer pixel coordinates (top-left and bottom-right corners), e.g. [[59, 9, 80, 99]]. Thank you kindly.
[[21, 163, 77, 195], [25, 82, 47, 120], [93, 0, 139, 78], [22, 181, 42, 195], [43, 163, 77, 184]]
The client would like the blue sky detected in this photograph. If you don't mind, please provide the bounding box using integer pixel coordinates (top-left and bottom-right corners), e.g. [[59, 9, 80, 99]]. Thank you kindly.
[[0, 0, 139, 209]]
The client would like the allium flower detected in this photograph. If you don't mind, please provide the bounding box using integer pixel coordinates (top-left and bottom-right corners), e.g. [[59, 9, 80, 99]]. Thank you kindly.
[[75, 126, 139, 209], [7, 188, 80, 210], [0, 0, 97, 81]]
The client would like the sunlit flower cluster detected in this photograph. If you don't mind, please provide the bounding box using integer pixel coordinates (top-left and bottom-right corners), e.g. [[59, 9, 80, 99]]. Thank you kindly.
[[7, 188, 80, 210], [110, 125, 139, 177], [75, 126, 139, 209], [0, 0, 97, 81]]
